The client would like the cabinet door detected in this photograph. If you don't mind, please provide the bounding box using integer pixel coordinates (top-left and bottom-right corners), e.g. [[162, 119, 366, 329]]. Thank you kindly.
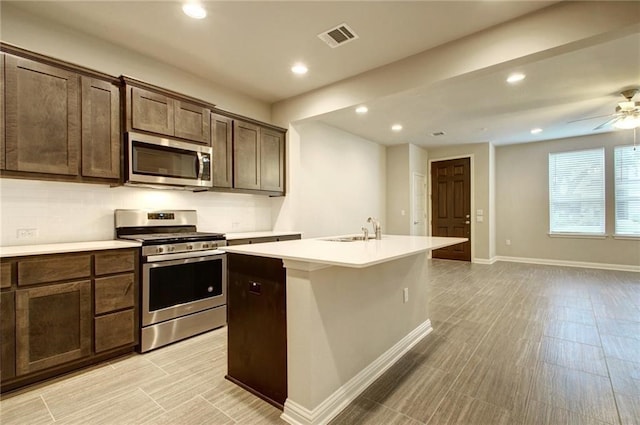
[[260, 128, 285, 193], [94, 274, 135, 315], [233, 120, 260, 190], [175, 101, 210, 144], [130, 86, 174, 136], [16, 280, 91, 375], [4, 55, 80, 175], [1, 53, 5, 170], [81, 77, 120, 179], [211, 113, 233, 188], [94, 310, 135, 353], [227, 254, 287, 407], [1, 291, 16, 380]]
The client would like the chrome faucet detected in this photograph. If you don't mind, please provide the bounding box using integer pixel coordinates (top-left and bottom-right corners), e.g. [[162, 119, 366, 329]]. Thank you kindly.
[[367, 217, 382, 240]]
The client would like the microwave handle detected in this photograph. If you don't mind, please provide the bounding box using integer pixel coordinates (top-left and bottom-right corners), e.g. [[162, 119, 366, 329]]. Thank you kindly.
[[196, 152, 204, 179]]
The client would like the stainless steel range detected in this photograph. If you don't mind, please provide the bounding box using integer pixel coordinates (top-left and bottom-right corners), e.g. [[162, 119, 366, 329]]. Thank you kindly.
[[115, 210, 227, 352]]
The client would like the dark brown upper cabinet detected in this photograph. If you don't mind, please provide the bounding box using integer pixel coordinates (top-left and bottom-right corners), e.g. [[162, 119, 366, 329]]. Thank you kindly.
[[234, 120, 261, 191], [124, 78, 211, 145], [232, 119, 285, 194], [211, 110, 286, 195], [1, 44, 122, 184], [4, 54, 80, 176], [211, 113, 233, 188], [260, 128, 285, 193], [1, 53, 5, 171], [81, 77, 120, 179]]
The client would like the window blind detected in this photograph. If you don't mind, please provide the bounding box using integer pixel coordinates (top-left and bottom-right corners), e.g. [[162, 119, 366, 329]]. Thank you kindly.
[[615, 146, 640, 236], [549, 148, 605, 234]]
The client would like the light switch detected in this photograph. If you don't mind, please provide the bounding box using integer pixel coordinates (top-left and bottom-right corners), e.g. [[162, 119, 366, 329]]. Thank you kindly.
[[477, 216, 484, 223], [476, 209, 484, 216]]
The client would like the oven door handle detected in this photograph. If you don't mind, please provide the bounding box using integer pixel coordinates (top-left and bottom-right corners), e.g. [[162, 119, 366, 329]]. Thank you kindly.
[[146, 249, 225, 262]]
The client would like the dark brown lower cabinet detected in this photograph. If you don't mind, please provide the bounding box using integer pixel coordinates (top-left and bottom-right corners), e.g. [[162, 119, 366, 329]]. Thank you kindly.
[[227, 253, 287, 409], [95, 310, 135, 353], [15, 280, 92, 375], [1, 291, 16, 380]]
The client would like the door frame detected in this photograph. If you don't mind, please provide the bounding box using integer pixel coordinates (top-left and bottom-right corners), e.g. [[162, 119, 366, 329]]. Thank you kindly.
[[427, 154, 475, 262], [411, 172, 427, 236]]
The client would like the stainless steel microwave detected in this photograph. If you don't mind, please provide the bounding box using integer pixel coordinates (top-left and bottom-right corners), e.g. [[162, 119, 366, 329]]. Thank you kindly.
[[126, 132, 213, 189]]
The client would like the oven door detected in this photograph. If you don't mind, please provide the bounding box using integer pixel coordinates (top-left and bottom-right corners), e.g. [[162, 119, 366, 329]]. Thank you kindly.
[[142, 253, 226, 326]]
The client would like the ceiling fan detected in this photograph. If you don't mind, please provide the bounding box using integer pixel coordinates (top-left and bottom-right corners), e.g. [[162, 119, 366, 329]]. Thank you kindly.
[[570, 88, 640, 130]]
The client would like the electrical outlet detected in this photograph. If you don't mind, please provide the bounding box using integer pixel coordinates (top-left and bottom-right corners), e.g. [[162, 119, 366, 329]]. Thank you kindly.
[[506, 239, 511, 246], [17, 228, 38, 240], [403, 288, 409, 303]]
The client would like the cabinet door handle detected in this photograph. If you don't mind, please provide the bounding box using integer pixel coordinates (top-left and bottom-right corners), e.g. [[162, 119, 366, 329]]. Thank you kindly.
[[249, 281, 261, 295]]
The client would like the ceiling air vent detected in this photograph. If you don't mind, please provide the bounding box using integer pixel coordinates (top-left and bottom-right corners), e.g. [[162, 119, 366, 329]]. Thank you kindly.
[[317, 23, 359, 48], [431, 131, 446, 137]]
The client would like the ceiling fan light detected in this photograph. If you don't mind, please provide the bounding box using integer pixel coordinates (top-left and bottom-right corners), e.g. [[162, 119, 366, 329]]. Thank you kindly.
[[613, 115, 640, 130]]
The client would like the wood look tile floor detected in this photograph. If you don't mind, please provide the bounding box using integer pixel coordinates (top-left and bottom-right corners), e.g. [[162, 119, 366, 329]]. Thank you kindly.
[[1, 260, 639, 425]]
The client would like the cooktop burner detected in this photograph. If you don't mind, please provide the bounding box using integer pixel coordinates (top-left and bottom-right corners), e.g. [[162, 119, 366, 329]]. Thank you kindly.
[[119, 231, 225, 244], [114, 210, 226, 246]]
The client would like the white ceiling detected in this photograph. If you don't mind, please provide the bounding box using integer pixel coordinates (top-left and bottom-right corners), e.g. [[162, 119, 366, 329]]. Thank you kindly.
[[5, 1, 639, 147]]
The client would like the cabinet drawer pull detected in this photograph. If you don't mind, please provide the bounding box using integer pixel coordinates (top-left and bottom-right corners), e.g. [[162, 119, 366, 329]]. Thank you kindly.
[[124, 281, 133, 295]]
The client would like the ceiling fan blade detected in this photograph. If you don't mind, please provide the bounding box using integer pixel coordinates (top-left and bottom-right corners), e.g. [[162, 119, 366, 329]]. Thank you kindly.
[[593, 116, 621, 130], [567, 113, 616, 123]]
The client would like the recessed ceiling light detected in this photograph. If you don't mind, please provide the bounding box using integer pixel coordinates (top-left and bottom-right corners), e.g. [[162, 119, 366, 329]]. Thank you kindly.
[[291, 63, 308, 75], [355, 106, 368, 114], [506, 73, 526, 84], [182, 2, 206, 19], [391, 124, 403, 132], [531, 128, 543, 134]]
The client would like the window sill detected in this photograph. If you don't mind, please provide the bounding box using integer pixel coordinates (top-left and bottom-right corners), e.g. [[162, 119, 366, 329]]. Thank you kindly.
[[613, 234, 640, 240], [547, 233, 607, 239]]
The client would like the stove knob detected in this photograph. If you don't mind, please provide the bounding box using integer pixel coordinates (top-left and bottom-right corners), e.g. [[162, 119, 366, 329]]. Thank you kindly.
[[186, 244, 193, 250], [157, 247, 164, 254], [202, 243, 210, 249], [169, 246, 175, 252]]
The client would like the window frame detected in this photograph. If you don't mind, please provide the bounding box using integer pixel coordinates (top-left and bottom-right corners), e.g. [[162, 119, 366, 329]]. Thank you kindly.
[[614, 145, 640, 238], [548, 147, 606, 236]]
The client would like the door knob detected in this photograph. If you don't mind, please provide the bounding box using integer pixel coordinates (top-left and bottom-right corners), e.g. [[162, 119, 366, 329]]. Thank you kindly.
[[466, 214, 470, 218], [465, 221, 470, 224]]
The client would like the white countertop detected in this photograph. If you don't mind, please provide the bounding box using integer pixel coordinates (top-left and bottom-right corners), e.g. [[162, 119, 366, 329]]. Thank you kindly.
[[223, 231, 302, 240], [0, 240, 142, 258], [222, 234, 467, 268]]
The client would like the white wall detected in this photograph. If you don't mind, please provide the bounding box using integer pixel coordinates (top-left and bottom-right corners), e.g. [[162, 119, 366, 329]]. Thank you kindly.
[[495, 131, 640, 267], [386, 144, 428, 235], [272, 122, 386, 238], [0, 4, 281, 246], [0, 179, 272, 246], [386, 145, 410, 235], [0, 3, 270, 121]]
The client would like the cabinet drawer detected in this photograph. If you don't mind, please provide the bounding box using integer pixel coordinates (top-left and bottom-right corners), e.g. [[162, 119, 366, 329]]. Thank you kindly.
[[95, 274, 135, 314], [17, 255, 91, 286], [1, 262, 13, 288], [95, 250, 136, 276], [95, 310, 135, 353]]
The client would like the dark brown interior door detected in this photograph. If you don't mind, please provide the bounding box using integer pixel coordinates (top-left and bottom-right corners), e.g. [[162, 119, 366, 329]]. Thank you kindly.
[[431, 157, 471, 261]]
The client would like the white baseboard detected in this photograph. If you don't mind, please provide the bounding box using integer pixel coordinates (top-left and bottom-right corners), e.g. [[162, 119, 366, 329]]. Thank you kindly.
[[473, 257, 497, 265], [281, 320, 433, 425], [495, 255, 640, 272]]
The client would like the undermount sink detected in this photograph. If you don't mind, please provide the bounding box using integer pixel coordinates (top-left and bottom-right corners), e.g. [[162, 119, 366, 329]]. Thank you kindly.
[[322, 235, 376, 242]]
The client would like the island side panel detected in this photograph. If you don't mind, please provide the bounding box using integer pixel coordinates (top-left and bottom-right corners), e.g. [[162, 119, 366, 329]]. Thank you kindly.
[[285, 252, 431, 416], [226, 253, 288, 409]]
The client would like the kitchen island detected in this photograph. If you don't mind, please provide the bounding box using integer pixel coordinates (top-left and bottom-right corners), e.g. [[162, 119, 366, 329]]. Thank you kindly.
[[223, 234, 466, 425]]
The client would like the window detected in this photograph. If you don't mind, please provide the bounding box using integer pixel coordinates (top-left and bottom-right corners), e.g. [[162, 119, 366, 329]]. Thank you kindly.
[[615, 146, 640, 236], [549, 148, 605, 234]]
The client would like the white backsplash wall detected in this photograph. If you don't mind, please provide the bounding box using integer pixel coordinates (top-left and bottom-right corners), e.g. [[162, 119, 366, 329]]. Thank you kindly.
[[0, 179, 273, 246]]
